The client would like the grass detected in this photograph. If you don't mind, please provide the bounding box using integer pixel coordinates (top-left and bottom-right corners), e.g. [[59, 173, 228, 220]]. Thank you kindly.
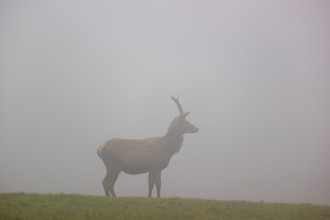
[[0, 193, 330, 220]]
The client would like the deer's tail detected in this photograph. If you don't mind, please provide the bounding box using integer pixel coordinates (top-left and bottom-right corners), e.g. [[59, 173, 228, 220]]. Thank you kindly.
[[97, 143, 106, 159]]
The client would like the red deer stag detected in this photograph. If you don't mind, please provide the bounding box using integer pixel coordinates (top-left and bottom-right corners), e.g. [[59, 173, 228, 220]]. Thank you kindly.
[[97, 96, 198, 198]]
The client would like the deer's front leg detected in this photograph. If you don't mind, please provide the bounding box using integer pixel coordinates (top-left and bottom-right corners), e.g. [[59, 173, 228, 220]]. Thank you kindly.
[[148, 172, 155, 198], [155, 171, 162, 198]]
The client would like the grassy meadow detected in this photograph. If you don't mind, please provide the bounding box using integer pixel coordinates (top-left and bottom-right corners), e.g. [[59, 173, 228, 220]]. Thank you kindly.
[[0, 193, 329, 220]]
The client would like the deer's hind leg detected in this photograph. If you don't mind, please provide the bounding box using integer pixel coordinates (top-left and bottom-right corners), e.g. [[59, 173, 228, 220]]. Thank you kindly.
[[103, 167, 121, 197], [102, 170, 111, 197], [108, 167, 121, 197]]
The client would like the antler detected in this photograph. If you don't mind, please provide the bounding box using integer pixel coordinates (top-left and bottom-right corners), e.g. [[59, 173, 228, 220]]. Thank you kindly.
[[170, 96, 183, 115]]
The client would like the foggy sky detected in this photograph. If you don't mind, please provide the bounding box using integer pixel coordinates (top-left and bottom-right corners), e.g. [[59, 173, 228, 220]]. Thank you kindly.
[[1, 0, 330, 205]]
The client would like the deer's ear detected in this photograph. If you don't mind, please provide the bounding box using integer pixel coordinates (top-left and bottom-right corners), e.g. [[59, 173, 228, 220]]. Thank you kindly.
[[183, 112, 190, 118]]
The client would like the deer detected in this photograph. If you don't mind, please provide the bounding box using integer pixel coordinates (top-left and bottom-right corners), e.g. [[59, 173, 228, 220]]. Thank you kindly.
[[97, 96, 198, 198]]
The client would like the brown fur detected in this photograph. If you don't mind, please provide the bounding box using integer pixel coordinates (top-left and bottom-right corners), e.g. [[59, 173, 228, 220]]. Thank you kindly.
[[97, 97, 198, 198]]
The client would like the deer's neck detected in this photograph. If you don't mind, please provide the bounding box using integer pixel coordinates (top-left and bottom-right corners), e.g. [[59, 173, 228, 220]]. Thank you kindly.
[[163, 119, 184, 156]]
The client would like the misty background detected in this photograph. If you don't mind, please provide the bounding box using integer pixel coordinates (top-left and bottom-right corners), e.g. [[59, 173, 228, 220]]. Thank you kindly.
[[1, 1, 329, 205]]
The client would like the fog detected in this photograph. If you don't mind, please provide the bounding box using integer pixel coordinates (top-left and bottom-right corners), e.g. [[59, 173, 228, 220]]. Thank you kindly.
[[1, 0, 329, 205]]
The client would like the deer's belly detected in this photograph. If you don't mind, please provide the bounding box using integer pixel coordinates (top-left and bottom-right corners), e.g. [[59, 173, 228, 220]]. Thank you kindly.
[[120, 159, 170, 174]]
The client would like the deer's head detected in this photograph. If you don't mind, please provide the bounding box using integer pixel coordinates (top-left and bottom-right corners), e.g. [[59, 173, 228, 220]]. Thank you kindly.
[[171, 96, 199, 134]]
